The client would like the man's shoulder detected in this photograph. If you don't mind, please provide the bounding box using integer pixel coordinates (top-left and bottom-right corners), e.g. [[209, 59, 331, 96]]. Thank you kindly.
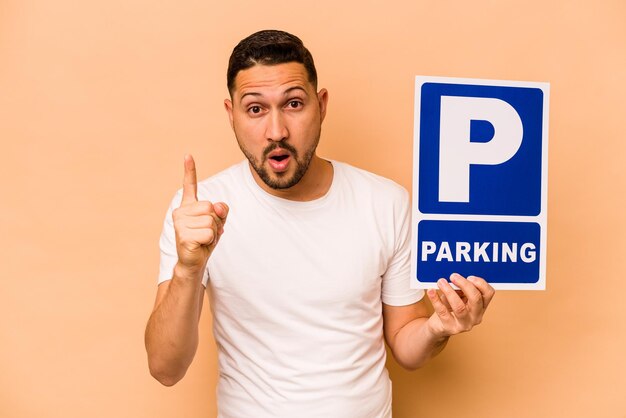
[[333, 160, 408, 200], [169, 160, 247, 205]]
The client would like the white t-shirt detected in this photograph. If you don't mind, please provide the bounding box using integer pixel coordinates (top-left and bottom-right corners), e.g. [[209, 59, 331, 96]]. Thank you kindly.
[[158, 160, 424, 418]]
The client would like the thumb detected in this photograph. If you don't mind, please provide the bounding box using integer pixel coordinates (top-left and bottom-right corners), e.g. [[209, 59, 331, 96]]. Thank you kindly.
[[181, 154, 198, 205]]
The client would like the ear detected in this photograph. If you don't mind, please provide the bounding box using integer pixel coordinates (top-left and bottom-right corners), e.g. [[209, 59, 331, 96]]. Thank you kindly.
[[224, 99, 234, 130], [317, 88, 329, 123]]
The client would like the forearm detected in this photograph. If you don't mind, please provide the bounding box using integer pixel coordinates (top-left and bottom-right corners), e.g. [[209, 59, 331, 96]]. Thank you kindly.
[[389, 317, 449, 371], [145, 265, 204, 386], [385, 275, 495, 371]]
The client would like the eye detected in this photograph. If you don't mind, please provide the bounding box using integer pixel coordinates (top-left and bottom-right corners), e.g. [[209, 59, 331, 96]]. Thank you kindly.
[[287, 100, 302, 109], [246, 105, 263, 116]]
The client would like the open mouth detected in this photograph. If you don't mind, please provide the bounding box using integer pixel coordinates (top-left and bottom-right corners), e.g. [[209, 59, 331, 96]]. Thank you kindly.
[[267, 150, 291, 172], [270, 155, 289, 162]]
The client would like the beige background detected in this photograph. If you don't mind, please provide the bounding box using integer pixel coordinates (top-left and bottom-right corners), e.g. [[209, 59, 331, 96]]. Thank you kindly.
[[1, 0, 625, 417]]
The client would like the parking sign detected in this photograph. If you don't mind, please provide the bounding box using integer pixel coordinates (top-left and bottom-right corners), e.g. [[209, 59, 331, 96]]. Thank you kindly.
[[411, 76, 549, 290]]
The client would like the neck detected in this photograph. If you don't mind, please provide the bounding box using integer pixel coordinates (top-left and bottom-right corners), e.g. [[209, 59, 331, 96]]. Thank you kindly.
[[250, 155, 334, 202]]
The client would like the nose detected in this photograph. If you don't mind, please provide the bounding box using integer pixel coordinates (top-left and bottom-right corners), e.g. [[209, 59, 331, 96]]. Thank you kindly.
[[265, 110, 288, 142]]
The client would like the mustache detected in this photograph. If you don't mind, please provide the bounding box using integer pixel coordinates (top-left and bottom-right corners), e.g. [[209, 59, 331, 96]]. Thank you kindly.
[[263, 142, 298, 159]]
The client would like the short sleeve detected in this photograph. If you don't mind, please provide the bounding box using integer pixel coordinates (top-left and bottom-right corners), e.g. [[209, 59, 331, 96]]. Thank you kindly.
[[158, 190, 209, 287], [381, 188, 424, 306]]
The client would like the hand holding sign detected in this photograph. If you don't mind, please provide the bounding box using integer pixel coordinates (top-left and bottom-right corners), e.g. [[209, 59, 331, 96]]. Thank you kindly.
[[426, 273, 495, 338], [173, 155, 229, 279]]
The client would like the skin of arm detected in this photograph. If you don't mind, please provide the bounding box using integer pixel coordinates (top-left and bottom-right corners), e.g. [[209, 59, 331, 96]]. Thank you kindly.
[[145, 267, 205, 386], [144, 155, 228, 386], [383, 299, 448, 370], [383, 273, 495, 370]]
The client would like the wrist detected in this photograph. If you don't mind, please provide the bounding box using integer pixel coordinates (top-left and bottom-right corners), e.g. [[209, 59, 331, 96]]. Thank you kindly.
[[425, 316, 452, 342], [173, 262, 204, 283]]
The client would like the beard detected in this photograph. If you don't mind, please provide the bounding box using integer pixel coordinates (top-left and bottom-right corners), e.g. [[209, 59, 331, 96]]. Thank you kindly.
[[237, 135, 320, 190]]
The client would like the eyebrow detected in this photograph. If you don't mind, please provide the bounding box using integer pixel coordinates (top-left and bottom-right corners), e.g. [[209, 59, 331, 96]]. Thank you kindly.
[[240, 86, 308, 101], [284, 86, 307, 96]]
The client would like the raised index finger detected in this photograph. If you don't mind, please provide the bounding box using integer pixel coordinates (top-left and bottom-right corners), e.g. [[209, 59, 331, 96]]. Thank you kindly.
[[181, 154, 198, 204]]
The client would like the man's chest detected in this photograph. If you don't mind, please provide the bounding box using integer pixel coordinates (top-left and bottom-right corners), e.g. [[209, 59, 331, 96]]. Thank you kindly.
[[207, 203, 393, 310]]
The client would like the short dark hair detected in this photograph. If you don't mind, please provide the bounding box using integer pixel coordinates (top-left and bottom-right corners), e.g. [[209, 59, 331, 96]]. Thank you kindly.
[[227, 30, 318, 94]]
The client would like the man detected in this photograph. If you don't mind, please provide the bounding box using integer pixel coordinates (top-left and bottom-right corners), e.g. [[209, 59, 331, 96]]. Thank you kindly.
[[145, 30, 494, 417]]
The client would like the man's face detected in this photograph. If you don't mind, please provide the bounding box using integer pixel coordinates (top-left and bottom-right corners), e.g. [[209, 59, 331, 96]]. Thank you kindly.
[[224, 62, 328, 190]]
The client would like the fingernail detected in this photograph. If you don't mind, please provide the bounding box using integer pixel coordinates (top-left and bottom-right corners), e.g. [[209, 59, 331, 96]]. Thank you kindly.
[[438, 278, 447, 286]]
